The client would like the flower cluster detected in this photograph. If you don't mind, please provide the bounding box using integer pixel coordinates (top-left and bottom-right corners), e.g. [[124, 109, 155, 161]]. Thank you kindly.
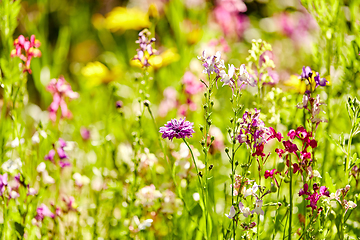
[[159, 118, 195, 140], [46, 76, 79, 122], [133, 29, 156, 67], [297, 94, 327, 126], [299, 66, 328, 90], [44, 138, 71, 168], [299, 183, 329, 210], [11, 35, 41, 74], [236, 109, 282, 157], [198, 50, 225, 77], [329, 185, 357, 214], [230, 175, 252, 196], [277, 126, 318, 177], [135, 184, 162, 207]]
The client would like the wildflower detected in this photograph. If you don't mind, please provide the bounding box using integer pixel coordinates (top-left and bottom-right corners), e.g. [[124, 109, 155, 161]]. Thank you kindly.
[[133, 29, 156, 67], [138, 219, 154, 230], [264, 169, 278, 179], [73, 172, 90, 187], [2, 158, 22, 173], [11, 35, 41, 74], [46, 76, 79, 122], [198, 50, 225, 76], [244, 182, 259, 198], [35, 204, 55, 221], [0, 173, 8, 196], [252, 199, 264, 215], [225, 205, 236, 219], [300, 66, 313, 80], [239, 202, 251, 217], [299, 183, 310, 196], [80, 127, 91, 141], [220, 64, 235, 86], [282, 140, 298, 153], [314, 72, 328, 87], [159, 118, 195, 140], [135, 184, 162, 207], [44, 149, 56, 162]]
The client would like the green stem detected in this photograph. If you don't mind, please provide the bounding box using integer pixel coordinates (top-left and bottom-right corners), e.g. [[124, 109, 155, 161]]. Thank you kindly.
[[289, 156, 293, 240]]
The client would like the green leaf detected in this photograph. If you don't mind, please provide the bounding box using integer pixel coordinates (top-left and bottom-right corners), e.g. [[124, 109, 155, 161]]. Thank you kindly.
[[14, 222, 24, 238], [324, 172, 336, 193]]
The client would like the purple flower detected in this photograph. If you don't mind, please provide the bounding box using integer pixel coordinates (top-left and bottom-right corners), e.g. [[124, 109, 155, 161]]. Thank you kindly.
[[299, 183, 310, 196], [59, 161, 71, 168], [300, 66, 312, 79], [159, 118, 195, 140], [314, 72, 328, 87], [58, 138, 67, 148], [320, 186, 330, 197], [35, 204, 55, 221], [44, 149, 56, 162], [57, 147, 68, 159]]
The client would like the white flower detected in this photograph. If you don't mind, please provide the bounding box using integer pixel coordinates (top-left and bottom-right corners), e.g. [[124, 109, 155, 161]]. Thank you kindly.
[[225, 205, 236, 219], [2, 158, 22, 173], [313, 170, 322, 178], [42, 170, 55, 184], [10, 138, 25, 148], [220, 64, 235, 86], [252, 199, 264, 215], [37, 162, 46, 173], [238, 64, 256, 87], [138, 219, 153, 230], [239, 202, 251, 218], [244, 182, 259, 198], [347, 201, 357, 209], [32, 132, 40, 144]]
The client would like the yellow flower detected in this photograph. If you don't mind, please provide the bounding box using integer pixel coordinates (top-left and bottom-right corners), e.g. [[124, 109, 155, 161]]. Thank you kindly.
[[81, 61, 120, 86], [284, 75, 306, 94], [105, 7, 150, 32]]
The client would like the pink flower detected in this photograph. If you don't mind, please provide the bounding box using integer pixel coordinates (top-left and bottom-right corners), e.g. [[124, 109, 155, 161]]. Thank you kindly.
[[182, 71, 204, 95], [46, 76, 79, 122], [35, 204, 55, 221], [264, 169, 278, 179], [11, 35, 41, 74]]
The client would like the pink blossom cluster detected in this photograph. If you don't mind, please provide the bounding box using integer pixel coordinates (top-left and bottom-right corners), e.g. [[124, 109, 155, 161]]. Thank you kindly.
[[46, 76, 79, 122], [11, 35, 41, 74]]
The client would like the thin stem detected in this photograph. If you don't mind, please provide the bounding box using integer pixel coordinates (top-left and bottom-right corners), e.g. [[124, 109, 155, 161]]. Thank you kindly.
[[289, 155, 293, 240]]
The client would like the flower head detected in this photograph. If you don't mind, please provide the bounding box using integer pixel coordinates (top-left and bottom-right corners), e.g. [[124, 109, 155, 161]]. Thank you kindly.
[[11, 35, 41, 74], [159, 118, 195, 140], [46, 76, 79, 122], [35, 204, 55, 221]]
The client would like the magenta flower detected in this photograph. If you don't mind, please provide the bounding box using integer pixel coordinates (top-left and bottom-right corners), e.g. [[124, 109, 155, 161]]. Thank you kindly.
[[35, 204, 55, 221], [282, 140, 298, 153], [264, 169, 278, 179], [299, 183, 310, 196], [0, 173, 8, 196], [57, 147, 68, 160], [11, 35, 41, 74], [159, 118, 195, 140], [44, 149, 56, 162]]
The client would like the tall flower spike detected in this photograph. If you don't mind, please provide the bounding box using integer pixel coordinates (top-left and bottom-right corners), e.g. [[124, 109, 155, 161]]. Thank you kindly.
[[159, 118, 195, 140], [133, 29, 156, 67]]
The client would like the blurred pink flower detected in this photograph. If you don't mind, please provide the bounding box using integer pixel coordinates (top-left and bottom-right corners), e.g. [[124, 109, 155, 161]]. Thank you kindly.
[[35, 204, 55, 221], [46, 76, 79, 122]]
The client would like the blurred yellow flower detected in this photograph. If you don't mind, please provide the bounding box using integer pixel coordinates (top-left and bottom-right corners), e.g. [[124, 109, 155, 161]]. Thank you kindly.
[[81, 61, 120, 86], [105, 7, 150, 32], [284, 75, 306, 94]]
